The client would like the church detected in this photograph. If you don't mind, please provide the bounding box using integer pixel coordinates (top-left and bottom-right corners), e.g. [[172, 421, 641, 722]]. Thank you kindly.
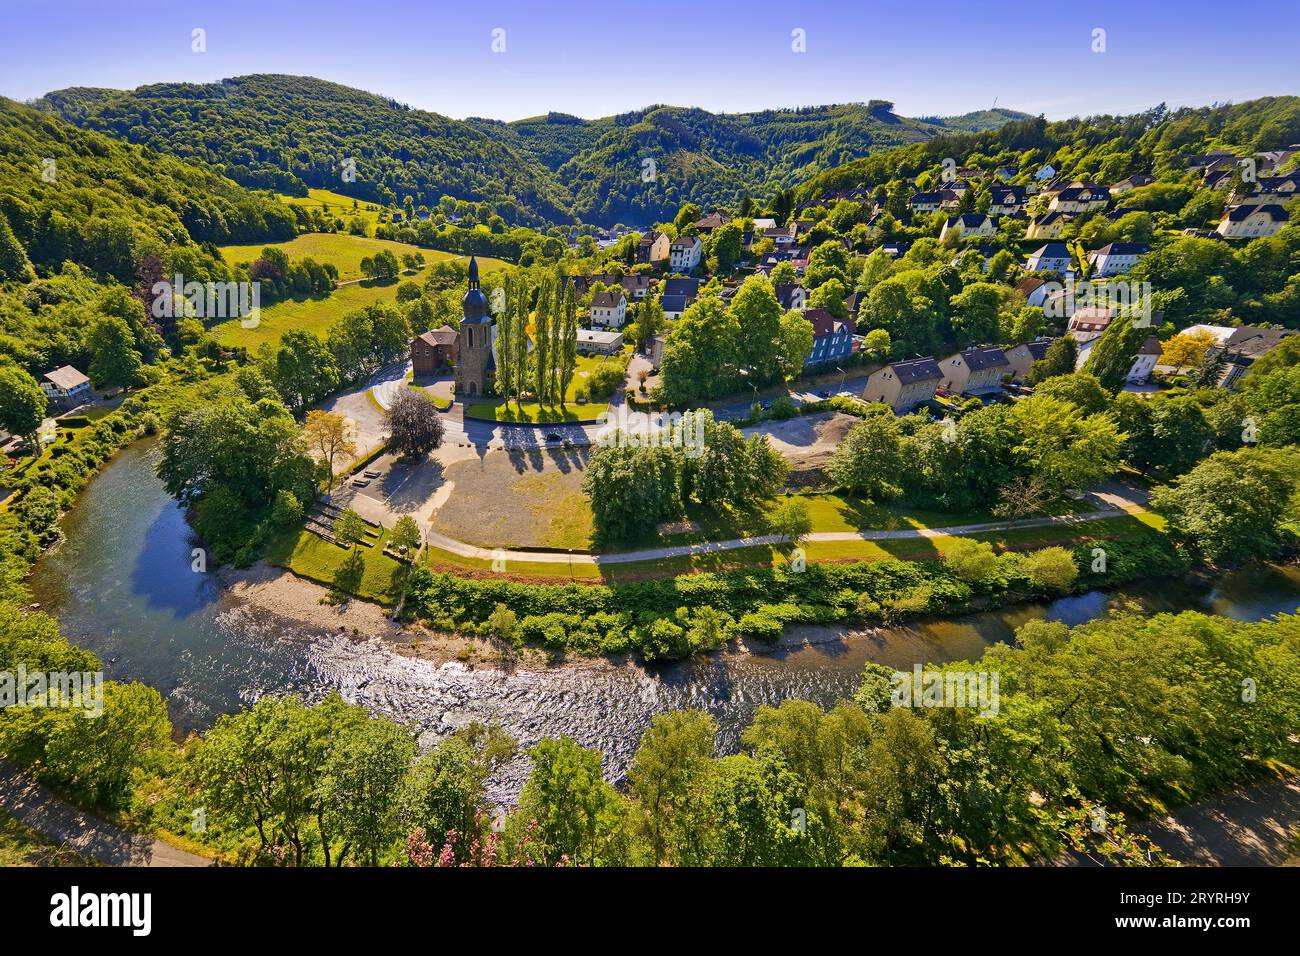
[[454, 256, 495, 398]]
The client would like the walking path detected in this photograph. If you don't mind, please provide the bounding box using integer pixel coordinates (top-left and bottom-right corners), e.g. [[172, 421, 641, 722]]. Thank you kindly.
[[0, 761, 211, 867], [424, 501, 1139, 566]]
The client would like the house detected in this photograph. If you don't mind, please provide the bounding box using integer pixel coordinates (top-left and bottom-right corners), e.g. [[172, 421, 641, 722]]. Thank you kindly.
[[1126, 336, 1163, 385], [1026, 243, 1073, 274], [410, 327, 458, 376], [636, 231, 670, 264], [1107, 174, 1155, 196], [1088, 242, 1149, 277], [863, 357, 943, 412], [1209, 327, 1299, 388], [774, 282, 806, 311], [694, 211, 731, 233], [670, 235, 703, 271], [576, 328, 625, 356], [938, 346, 1009, 395], [939, 214, 996, 242], [1014, 276, 1053, 309], [1034, 165, 1058, 182], [1048, 185, 1109, 215], [751, 217, 777, 232], [660, 277, 700, 319], [1217, 204, 1289, 239], [908, 192, 944, 214], [1003, 338, 1054, 380], [588, 290, 627, 328], [803, 309, 855, 368], [1026, 212, 1071, 240], [1068, 307, 1118, 336], [1255, 146, 1300, 175], [988, 185, 1027, 217], [1240, 174, 1300, 205], [39, 365, 92, 409], [615, 274, 654, 300]]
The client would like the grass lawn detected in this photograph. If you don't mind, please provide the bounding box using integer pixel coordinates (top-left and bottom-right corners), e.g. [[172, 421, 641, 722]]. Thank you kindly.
[[218, 232, 434, 282], [264, 522, 412, 605], [466, 401, 607, 423], [465, 354, 616, 423], [279, 189, 385, 228], [0, 811, 93, 867], [211, 276, 414, 350]]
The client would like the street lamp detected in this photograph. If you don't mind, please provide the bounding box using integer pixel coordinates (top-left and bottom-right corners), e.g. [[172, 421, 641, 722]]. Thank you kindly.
[[835, 366, 847, 396]]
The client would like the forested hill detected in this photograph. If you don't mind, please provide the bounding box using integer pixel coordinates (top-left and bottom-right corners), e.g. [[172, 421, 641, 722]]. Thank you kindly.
[[792, 97, 1300, 204], [36, 75, 1026, 227], [466, 102, 1026, 225], [35, 75, 574, 226], [0, 95, 296, 285]]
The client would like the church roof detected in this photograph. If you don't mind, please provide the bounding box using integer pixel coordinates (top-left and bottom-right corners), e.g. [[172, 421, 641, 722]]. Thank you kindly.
[[461, 255, 491, 323]]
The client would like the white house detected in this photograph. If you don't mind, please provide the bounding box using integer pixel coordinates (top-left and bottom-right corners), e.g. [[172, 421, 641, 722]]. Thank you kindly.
[[576, 328, 624, 356], [1026, 243, 1073, 274], [1034, 165, 1057, 182], [988, 185, 1027, 217], [588, 290, 627, 328], [1048, 185, 1109, 215], [40, 365, 92, 409], [670, 235, 703, 271], [1217, 204, 1289, 239], [939, 214, 996, 242], [1087, 242, 1149, 277]]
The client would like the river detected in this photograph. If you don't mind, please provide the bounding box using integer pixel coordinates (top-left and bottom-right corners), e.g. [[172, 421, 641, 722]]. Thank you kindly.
[[27, 442, 1300, 797]]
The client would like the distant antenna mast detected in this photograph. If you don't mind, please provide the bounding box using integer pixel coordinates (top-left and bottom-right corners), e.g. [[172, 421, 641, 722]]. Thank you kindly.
[[991, 96, 998, 110]]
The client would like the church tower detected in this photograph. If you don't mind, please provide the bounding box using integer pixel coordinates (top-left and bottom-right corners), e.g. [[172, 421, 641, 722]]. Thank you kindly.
[[455, 256, 495, 398]]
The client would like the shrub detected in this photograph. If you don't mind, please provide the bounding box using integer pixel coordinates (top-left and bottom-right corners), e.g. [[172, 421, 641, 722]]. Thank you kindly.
[[944, 538, 1000, 585], [1022, 546, 1079, 592]]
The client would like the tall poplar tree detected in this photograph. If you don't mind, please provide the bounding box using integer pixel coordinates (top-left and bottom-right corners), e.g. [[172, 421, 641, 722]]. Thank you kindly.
[[558, 278, 578, 407], [495, 274, 516, 404], [534, 276, 552, 404]]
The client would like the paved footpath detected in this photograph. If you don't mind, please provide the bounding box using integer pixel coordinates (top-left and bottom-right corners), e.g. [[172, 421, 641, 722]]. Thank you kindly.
[[0, 761, 211, 867], [425, 503, 1137, 566]]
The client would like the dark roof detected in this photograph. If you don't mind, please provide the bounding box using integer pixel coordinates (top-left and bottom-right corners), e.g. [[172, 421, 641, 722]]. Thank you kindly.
[[774, 282, 804, 310], [889, 357, 943, 383], [1092, 242, 1149, 256], [957, 346, 1009, 370], [1029, 243, 1070, 260], [1226, 204, 1289, 221], [1018, 339, 1053, 361], [1138, 335, 1162, 356], [660, 294, 691, 313], [804, 309, 853, 338], [1222, 326, 1297, 358], [671, 235, 701, 248], [589, 291, 625, 308], [661, 277, 700, 298]]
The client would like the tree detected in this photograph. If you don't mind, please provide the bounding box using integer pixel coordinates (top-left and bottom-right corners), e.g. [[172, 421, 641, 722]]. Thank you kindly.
[[777, 311, 815, 378], [658, 296, 740, 406], [512, 736, 623, 867], [767, 498, 812, 544], [1083, 313, 1147, 391], [0, 364, 47, 445], [944, 538, 1000, 584], [268, 330, 339, 412], [583, 440, 681, 544], [827, 413, 905, 500], [389, 515, 422, 556], [0, 212, 34, 282], [333, 509, 368, 548], [385, 389, 444, 458], [626, 711, 717, 865], [949, 282, 1004, 347], [319, 715, 416, 865], [1034, 372, 1110, 414], [557, 278, 578, 406], [728, 274, 783, 383], [1159, 328, 1218, 370], [1027, 337, 1078, 384], [86, 315, 144, 390], [862, 328, 892, 363], [303, 410, 356, 490], [1010, 395, 1124, 494], [1020, 546, 1078, 592], [1150, 447, 1297, 563]]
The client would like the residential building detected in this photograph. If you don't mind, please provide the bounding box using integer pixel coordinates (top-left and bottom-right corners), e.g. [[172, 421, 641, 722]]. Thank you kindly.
[[803, 309, 855, 368], [988, 184, 1027, 217], [649, 332, 669, 369], [1108, 174, 1156, 196], [774, 282, 806, 311], [1087, 242, 1149, 277], [1026, 212, 1071, 240], [410, 327, 457, 376], [908, 191, 944, 214], [938, 346, 1010, 395], [1026, 243, 1073, 274], [694, 211, 731, 233], [1217, 204, 1289, 239], [1034, 165, 1057, 182], [670, 234, 703, 271], [1048, 184, 1109, 215], [1003, 338, 1054, 380], [39, 365, 92, 409], [939, 214, 996, 242], [636, 230, 670, 264], [660, 277, 700, 319], [1126, 335, 1162, 385], [1210, 327, 1299, 388], [588, 290, 627, 328], [576, 328, 625, 356], [1014, 277, 1053, 309], [863, 357, 943, 412]]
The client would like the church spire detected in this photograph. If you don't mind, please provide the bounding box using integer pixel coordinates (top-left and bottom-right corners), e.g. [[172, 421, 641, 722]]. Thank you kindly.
[[467, 255, 480, 288]]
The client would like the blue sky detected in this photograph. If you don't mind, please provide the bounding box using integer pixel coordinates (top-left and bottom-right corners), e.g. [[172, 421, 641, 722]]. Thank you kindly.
[[1, 0, 1296, 121]]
